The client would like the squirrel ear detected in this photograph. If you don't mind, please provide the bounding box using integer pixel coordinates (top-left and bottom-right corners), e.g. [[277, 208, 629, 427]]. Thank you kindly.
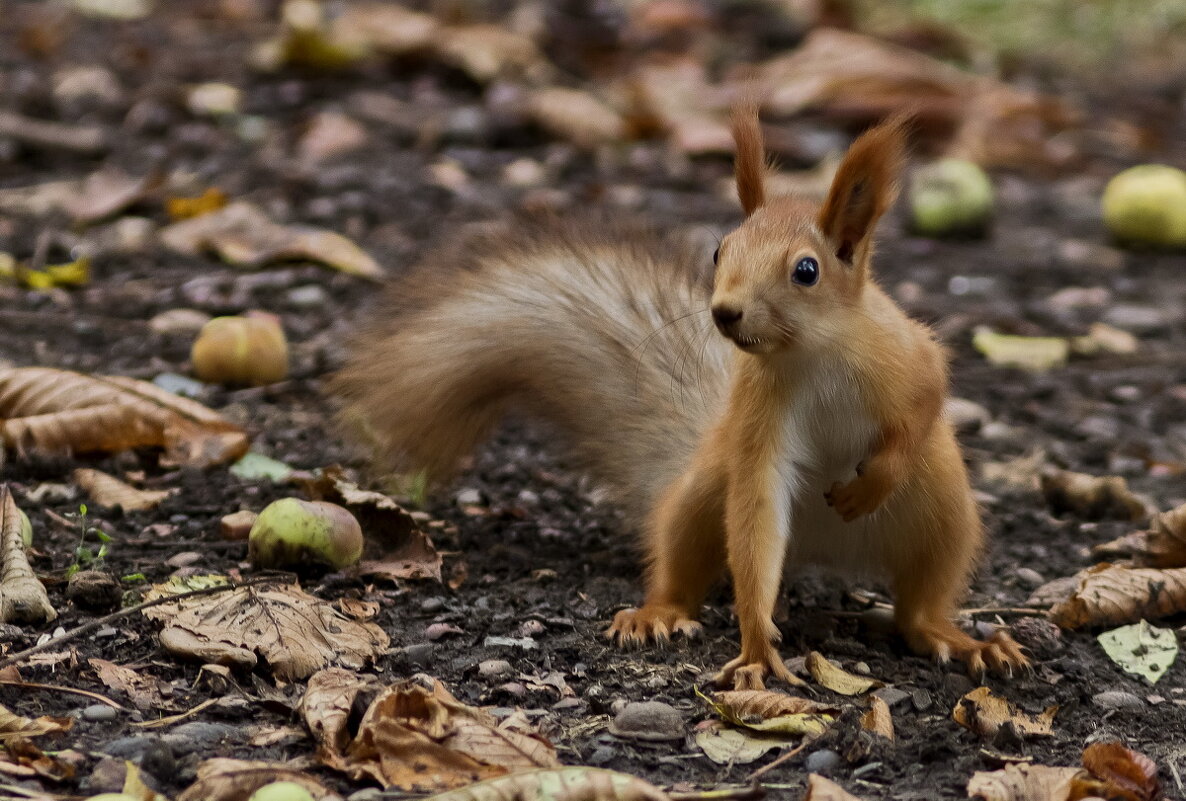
[[818, 116, 908, 266], [732, 103, 766, 217]]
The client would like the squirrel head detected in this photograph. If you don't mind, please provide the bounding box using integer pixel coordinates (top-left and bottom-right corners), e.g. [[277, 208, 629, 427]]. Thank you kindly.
[[710, 106, 908, 356]]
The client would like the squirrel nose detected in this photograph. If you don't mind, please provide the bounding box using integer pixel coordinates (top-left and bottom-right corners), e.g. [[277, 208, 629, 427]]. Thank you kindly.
[[712, 305, 743, 329]]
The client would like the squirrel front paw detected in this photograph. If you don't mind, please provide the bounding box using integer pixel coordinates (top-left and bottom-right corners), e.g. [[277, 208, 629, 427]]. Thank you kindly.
[[712, 644, 805, 690], [605, 604, 702, 647], [825, 472, 890, 521]]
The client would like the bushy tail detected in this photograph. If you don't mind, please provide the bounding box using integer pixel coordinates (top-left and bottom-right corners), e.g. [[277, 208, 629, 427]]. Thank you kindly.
[[333, 218, 730, 523]]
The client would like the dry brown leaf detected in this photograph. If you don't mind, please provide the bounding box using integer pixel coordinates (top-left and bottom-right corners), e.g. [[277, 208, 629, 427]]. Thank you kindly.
[[525, 88, 626, 149], [300, 667, 382, 754], [712, 690, 837, 721], [74, 468, 175, 512], [89, 658, 175, 711], [806, 652, 883, 695], [1082, 742, 1161, 801], [0, 179, 82, 216], [953, 687, 1056, 739], [0, 486, 56, 624], [160, 201, 383, 279], [432, 25, 550, 85], [312, 674, 558, 791], [302, 468, 442, 582], [176, 757, 339, 801], [861, 696, 894, 741], [332, 3, 439, 56], [1094, 503, 1186, 568], [621, 58, 732, 155], [980, 450, 1047, 492], [144, 581, 389, 680], [3, 737, 75, 782], [1049, 563, 1186, 629], [66, 166, 153, 224], [967, 764, 1093, 801], [0, 367, 249, 468], [1041, 469, 1149, 522], [804, 774, 865, 801], [0, 703, 71, 740], [420, 767, 671, 801], [752, 28, 1079, 169]]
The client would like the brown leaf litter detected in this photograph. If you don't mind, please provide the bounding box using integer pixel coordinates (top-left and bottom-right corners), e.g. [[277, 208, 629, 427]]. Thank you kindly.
[[953, 687, 1056, 739], [1048, 563, 1186, 629], [0, 486, 56, 624], [74, 468, 175, 512]]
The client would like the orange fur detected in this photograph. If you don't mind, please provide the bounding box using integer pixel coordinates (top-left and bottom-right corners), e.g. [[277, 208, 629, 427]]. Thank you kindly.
[[337, 112, 1027, 690]]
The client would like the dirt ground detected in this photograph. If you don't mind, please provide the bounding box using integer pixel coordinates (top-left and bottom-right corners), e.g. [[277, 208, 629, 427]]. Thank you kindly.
[[2, 2, 1186, 800]]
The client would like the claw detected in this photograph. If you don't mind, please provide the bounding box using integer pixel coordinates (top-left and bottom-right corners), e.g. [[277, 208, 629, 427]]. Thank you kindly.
[[605, 605, 702, 649]]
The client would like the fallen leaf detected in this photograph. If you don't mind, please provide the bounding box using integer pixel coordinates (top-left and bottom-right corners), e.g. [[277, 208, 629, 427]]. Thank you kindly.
[[1096, 621, 1178, 684], [310, 674, 558, 791], [176, 758, 337, 801], [623, 58, 733, 155], [980, 450, 1048, 491], [338, 598, 379, 620], [0, 704, 71, 740], [0, 367, 249, 468], [419, 767, 670, 801], [525, 88, 626, 148], [693, 720, 786, 765], [121, 761, 169, 801], [166, 187, 229, 221], [230, 451, 295, 482], [14, 257, 92, 290], [804, 774, 865, 801], [1049, 563, 1186, 629], [144, 581, 389, 680], [3, 737, 75, 782], [0, 486, 56, 624], [1070, 323, 1140, 357], [160, 201, 383, 279], [967, 764, 1092, 801], [1093, 502, 1186, 568], [0, 179, 84, 216], [953, 687, 1056, 739], [69, 0, 151, 21], [973, 328, 1070, 371], [707, 689, 834, 736], [1082, 742, 1161, 801], [300, 668, 382, 754], [302, 468, 442, 582], [298, 111, 369, 164], [89, 658, 176, 711], [806, 652, 883, 695], [332, 3, 439, 56], [66, 166, 153, 224], [74, 468, 175, 512], [1040, 469, 1149, 521], [861, 696, 894, 741], [432, 25, 550, 85]]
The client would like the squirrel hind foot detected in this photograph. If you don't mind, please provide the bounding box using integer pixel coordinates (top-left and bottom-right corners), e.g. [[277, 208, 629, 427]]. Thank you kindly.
[[905, 620, 1029, 678], [605, 605, 702, 648], [712, 646, 806, 690]]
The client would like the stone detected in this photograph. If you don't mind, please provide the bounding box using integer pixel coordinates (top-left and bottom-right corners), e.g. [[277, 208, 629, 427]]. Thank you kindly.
[[873, 687, 911, 709], [805, 748, 842, 773], [402, 643, 434, 665], [455, 487, 484, 506], [478, 659, 513, 678], [82, 704, 118, 722], [149, 308, 212, 336], [608, 701, 685, 742], [1092, 691, 1144, 711], [945, 397, 991, 434], [285, 284, 329, 309], [162, 722, 237, 755], [1103, 304, 1168, 334], [85, 756, 127, 794], [1015, 567, 1045, 590]]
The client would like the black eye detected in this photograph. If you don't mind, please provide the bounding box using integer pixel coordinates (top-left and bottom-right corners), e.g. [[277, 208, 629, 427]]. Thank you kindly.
[[712, 247, 719, 266], [792, 256, 819, 286]]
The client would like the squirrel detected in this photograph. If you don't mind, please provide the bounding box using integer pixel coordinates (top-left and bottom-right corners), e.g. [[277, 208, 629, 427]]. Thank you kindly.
[[334, 105, 1028, 689]]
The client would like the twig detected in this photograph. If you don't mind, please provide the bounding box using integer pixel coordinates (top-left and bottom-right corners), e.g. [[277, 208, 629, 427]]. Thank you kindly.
[[0, 679, 126, 711], [0, 575, 291, 671], [746, 742, 809, 783], [960, 607, 1045, 616], [133, 697, 218, 729], [669, 784, 765, 801], [0, 111, 108, 154]]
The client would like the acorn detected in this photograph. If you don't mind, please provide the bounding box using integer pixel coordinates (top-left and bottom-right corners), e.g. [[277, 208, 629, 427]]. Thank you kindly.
[[248, 498, 363, 571], [191, 312, 288, 386], [1102, 164, 1186, 248]]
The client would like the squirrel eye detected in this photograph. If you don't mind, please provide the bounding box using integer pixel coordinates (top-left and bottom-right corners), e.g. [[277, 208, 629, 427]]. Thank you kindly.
[[792, 256, 819, 286], [712, 247, 719, 266]]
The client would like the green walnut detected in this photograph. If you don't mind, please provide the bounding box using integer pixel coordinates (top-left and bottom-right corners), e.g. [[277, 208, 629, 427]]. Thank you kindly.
[[1102, 164, 1186, 248], [909, 158, 994, 237], [249, 781, 317, 801], [248, 498, 363, 571]]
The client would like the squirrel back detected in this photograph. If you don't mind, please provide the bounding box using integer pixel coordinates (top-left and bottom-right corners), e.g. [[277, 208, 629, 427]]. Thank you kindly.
[[333, 217, 731, 522]]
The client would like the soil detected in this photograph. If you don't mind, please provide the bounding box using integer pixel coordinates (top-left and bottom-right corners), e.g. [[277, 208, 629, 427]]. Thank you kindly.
[[2, 3, 1186, 800]]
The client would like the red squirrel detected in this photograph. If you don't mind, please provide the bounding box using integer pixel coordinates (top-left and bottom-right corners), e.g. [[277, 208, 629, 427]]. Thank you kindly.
[[335, 105, 1028, 689]]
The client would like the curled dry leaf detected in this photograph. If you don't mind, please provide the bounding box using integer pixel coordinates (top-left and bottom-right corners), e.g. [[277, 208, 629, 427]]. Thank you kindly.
[[804, 774, 865, 801], [0, 703, 71, 740], [300, 668, 382, 754], [160, 201, 383, 279], [420, 767, 670, 801], [1041, 469, 1149, 522], [89, 658, 176, 711], [74, 468, 175, 512], [302, 467, 442, 582], [806, 651, 883, 695], [309, 674, 558, 791], [66, 166, 154, 224], [622, 59, 733, 156], [0, 486, 56, 624], [144, 581, 389, 680], [967, 764, 1093, 801], [176, 757, 338, 801], [861, 696, 894, 741], [693, 720, 786, 766], [1049, 563, 1186, 629], [525, 88, 626, 149], [3, 736, 76, 782], [953, 687, 1056, 739], [0, 367, 249, 468], [709, 689, 835, 736], [1094, 502, 1186, 568], [1081, 742, 1161, 801]]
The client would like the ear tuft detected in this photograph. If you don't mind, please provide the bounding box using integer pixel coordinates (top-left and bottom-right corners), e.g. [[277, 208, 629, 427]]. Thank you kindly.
[[732, 102, 766, 217], [818, 114, 910, 269]]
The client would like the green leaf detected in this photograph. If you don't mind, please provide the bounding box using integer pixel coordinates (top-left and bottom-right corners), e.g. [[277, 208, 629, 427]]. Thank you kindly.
[[1098, 620, 1179, 684], [94, 530, 113, 543], [230, 451, 295, 482]]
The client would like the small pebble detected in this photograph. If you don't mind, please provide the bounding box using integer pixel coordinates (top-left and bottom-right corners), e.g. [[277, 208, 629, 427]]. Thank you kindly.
[[588, 745, 616, 765], [286, 284, 329, 309], [483, 635, 537, 650], [148, 308, 211, 336], [1103, 304, 1168, 334], [153, 372, 207, 398], [83, 704, 118, 722], [912, 688, 935, 711], [608, 701, 685, 742], [455, 487, 484, 506], [1015, 567, 1045, 590], [219, 510, 257, 541], [497, 681, 527, 698], [518, 619, 546, 637], [873, 687, 911, 709], [425, 622, 463, 641], [478, 659, 513, 678], [805, 748, 842, 773], [1092, 691, 1144, 711], [402, 643, 434, 665], [85, 756, 127, 794], [854, 661, 871, 676], [420, 596, 446, 613]]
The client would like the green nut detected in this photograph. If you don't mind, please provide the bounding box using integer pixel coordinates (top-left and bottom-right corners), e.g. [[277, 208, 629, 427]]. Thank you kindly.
[[909, 158, 994, 237], [249, 781, 317, 801], [1102, 164, 1186, 248], [248, 498, 363, 571]]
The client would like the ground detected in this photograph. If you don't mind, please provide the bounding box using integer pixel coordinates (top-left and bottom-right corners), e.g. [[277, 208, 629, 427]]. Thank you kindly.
[[1, 2, 1185, 800]]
